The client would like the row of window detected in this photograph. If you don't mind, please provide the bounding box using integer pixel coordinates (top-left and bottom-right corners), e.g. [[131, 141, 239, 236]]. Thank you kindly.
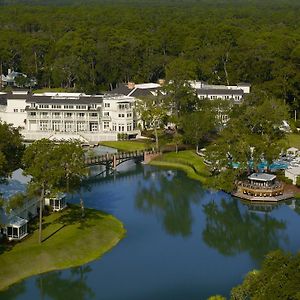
[[39, 121, 99, 132], [118, 104, 132, 110], [13, 109, 25, 112], [38, 120, 133, 132], [30, 112, 100, 118], [199, 95, 241, 100], [35, 104, 94, 109], [118, 113, 132, 118]]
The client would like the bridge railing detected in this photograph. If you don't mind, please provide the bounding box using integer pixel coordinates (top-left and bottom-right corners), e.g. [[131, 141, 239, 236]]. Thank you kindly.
[[84, 149, 160, 165]]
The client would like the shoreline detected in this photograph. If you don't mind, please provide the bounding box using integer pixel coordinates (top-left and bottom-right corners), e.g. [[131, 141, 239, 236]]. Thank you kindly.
[[0, 205, 126, 291]]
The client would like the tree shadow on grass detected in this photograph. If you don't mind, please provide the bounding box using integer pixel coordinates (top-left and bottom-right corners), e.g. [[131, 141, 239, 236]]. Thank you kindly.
[[53, 204, 107, 231], [42, 224, 66, 243], [0, 239, 14, 255]]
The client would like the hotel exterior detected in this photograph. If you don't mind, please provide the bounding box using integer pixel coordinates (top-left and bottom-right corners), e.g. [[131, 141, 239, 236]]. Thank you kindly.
[[0, 91, 139, 142]]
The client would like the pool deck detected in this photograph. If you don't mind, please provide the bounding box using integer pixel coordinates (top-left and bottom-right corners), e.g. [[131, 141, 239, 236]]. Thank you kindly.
[[232, 191, 295, 202]]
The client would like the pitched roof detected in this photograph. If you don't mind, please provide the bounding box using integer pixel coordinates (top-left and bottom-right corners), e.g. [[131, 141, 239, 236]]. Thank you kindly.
[[248, 173, 276, 182]]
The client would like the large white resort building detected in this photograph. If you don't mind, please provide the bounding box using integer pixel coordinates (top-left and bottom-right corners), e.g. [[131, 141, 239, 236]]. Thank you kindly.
[[0, 91, 138, 142], [0, 80, 250, 142]]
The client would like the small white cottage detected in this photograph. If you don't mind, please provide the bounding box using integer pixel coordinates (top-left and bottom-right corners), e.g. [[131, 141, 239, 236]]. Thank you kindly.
[[45, 193, 67, 212], [0, 168, 38, 240]]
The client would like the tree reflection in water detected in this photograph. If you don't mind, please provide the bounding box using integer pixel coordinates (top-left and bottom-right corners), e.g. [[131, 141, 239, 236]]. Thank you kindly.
[[135, 170, 203, 237], [0, 281, 26, 300], [36, 266, 94, 300], [202, 198, 287, 261]]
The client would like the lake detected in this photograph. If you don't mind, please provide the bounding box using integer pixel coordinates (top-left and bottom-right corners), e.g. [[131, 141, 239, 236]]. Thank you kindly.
[[1, 161, 300, 300]]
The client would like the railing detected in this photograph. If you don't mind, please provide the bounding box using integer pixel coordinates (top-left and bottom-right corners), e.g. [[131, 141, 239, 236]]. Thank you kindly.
[[85, 150, 159, 166]]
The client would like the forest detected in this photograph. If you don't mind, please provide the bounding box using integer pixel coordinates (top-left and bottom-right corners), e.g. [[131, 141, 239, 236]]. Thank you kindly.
[[0, 0, 299, 112]]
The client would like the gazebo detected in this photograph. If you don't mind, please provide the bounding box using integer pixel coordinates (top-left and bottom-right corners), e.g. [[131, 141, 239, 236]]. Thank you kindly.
[[5, 216, 28, 240], [45, 193, 67, 211], [232, 173, 294, 202]]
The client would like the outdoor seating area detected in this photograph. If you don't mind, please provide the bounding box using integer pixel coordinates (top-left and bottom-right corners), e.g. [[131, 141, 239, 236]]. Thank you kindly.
[[233, 173, 294, 202]]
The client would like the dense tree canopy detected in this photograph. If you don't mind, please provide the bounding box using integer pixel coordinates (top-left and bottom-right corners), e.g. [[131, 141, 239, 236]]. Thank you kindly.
[[0, 122, 24, 181], [230, 250, 300, 300], [0, 1, 299, 111]]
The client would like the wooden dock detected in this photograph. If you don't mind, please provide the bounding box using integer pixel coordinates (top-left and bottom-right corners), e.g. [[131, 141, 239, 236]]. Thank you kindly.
[[232, 191, 295, 202]]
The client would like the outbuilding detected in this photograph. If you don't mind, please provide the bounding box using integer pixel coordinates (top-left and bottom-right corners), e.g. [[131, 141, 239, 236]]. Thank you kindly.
[[285, 167, 300, 185]]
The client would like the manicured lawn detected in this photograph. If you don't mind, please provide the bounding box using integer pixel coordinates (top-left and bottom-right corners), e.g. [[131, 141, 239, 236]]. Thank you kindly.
[[286, 133, 300, 149], [150, 150, 210, 184], [0, 205, 125, 291], [99, 140, 153, 151]]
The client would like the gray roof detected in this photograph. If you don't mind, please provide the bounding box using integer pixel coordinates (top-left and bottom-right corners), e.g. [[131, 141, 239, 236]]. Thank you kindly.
[[109, 84, 162, 98], [197, 89, 244, 96], [248, 173, 276, 182], [109, 84, 132, 96], [26, 95, 104, 105]]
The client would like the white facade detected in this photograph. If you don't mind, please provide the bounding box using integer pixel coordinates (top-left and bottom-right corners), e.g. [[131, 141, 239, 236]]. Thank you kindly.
[[285, 167, 300, 185], [0, 91, 27, 128], [0, 91, 139, 142]]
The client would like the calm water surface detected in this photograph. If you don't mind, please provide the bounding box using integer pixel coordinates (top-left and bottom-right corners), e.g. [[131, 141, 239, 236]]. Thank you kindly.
[[1, 162, 300, 300]]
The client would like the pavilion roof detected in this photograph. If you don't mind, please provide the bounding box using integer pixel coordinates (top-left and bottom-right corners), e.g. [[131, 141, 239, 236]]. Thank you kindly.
[[248, 173, 276, 182]]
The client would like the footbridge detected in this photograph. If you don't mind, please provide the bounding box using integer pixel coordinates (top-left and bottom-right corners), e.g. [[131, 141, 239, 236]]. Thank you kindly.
[[85, 150, 161, 173]]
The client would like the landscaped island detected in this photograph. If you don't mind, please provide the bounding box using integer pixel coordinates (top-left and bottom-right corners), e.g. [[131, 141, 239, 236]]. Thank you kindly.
[[0, 205, 126, 291]]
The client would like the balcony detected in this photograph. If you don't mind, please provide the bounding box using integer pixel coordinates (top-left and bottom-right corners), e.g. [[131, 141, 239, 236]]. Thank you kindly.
[[102, 116, 111, 121]]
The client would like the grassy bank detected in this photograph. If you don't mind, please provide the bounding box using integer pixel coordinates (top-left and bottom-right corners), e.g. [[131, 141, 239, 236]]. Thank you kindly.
[[287, 133, 300, 149], [99, 140, 152, 151], [0, 205, 125, 291], [149, 150, 210, 184]]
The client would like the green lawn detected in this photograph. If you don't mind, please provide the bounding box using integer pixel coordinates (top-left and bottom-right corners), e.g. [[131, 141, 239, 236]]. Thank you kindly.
[[0, 205, 125, 291], [149, 150, 210, 184], [100, 140, 153, 151], [286, 133, 300, 149]]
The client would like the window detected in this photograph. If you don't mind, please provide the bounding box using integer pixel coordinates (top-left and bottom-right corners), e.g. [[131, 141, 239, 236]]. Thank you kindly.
[[118, 124, 125, 132], [118, 113, 125, 118], [65, 112, 73, 118], [30, 112, 36, 117], [77, 122, 86, 131], [51, 105, 61, 109], [20, 109, 25, 112], [14, 109, 18, 112], [113, 123, 116, 131], [104, 103, 110, 108], [41, 112, 49, 118], [39, 104, 49, 109], [77, 113, 85, 118], [40, 121, 49, 131], [76, 105, 87, 110], [90, 123, 98, 132], [65, 121, 73, 132], [127, 113, 132, 118], [103, 121, 110, 130], [119, 104, 129, 110], [127, 124, 132, 131], [52, 121, 61, 131], [64, 105, 74, 109], [89, 113, 98, 117], [104, 112, 110, 116], [53, 112, 61, 118]]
